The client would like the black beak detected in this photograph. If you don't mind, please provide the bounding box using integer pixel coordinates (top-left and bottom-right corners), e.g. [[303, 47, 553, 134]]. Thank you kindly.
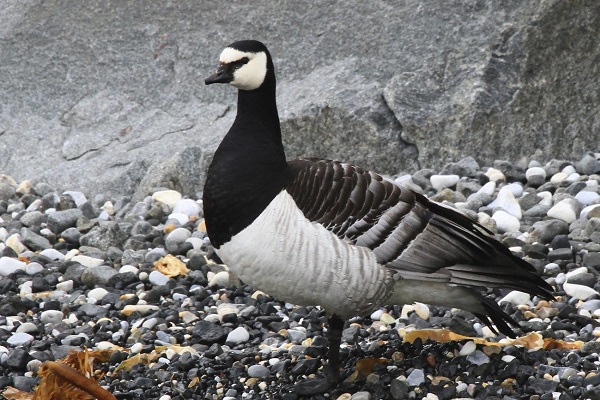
[[205, 65, 232, 85]]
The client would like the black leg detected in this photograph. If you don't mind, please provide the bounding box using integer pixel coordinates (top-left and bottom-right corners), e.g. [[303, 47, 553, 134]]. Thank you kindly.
[[293, 314, 345, 395], [325, 314, 344, 384]]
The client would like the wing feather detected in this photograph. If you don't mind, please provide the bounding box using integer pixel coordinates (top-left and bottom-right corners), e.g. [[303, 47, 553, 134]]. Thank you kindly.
[[286, 158, 554, 300]]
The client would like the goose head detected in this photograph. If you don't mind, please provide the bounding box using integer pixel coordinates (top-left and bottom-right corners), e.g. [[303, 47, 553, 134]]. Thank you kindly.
[[205, 40, 272, 91]]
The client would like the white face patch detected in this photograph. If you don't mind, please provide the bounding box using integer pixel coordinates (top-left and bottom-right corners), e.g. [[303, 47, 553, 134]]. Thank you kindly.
[[219, 47, 268, 91]]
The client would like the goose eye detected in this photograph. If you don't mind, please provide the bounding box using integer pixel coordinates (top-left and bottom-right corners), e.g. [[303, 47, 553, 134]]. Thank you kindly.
[[231, 57, 250, 70]]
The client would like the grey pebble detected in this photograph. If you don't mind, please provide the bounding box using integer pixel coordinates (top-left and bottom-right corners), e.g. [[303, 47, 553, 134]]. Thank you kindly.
[[81, 265, 118, 287], [567, 272, 596, 288], [191, 321, 227, 345], [20, 228, 51, 251], [149, 270, 170, 286], [47, 208, 82, 234], [406, 368, 425, 386], [576, 154, 600, 175], [80, 222, 128, 251], [580, 341, 600, 355], [529, 219, 570, 244], [248, 364, 271, 379], [165, 228, 192, 253], [19, 211, 46, 227], [61, 227, 81, 245], [12, 376, 36, 392], [78, 303, 107, 317]]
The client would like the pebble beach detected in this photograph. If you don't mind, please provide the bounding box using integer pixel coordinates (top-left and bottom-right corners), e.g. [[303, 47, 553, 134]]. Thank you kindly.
[[1, 152, 600, 400]]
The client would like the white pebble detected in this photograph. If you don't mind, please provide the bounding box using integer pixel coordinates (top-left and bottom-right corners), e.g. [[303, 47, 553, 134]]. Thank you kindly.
[[562, 165, 576, 175], [406, 368, 425, 386], [26, 199, 42, 212], [430, 175, 460, 191], [575, 191, 600, 206], [101, 201, 115, 215], [63, 191, 88, 207], [209, 271, 230, 287], [40, 310, 64, 324], [581, 204, 600, 219], [66, 313, 78, 324], [185, 237, 204, 250], [489, 187, 522, 218], [120, 265, 139, 274], [149, 270, 170, 286], [172, 199, 201, 217], [537, 191, 553, 206], [20, 281, 32, 296], [456, 382, 468, 393], [550, 172, 568, 184], [547, 199, 579, 224], [25, 262, 44, 276], [121, 305, 159, 315], [459, 341, 477, 356], [71, 255, 104, 268], [555, 273, 566, 285], [217, 303, 242, 320], [40, 248, 65, 261], [87, 288, 108, 301], [16, 322, 38, 334], [56, 279, 73, 292], [96, 341, 116, 351], [414, 302, 430, 320], [6, 233, 27, 254], [152, 190, 182, 208], [501, 355, 516, 363], [370, 309, 384, 320], [492, 210, 520, 233], [380, 313, 396, 324], [394, 175, 413, 186], [226, 326, 250, 345], [142, 318, 158, 329], [477, 181, 496, 196], [504, 183, 524, 198], [7, 332, 34, 346], [526, 166, 546, 181], [485, 168, 505, 182], [563, 282, 598, 300], [167, 212, 189, 225], [130, 342, 143, 354], [498, 290, 530, 306], [172, 293, 187, 301], [204, 314, 220, 323], [477, 212, 494, 229], [565, 172, 581, 183]]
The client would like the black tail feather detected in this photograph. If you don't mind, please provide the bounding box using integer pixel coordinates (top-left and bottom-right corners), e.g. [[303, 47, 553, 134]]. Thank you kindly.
[[470, 289, 520, 338]]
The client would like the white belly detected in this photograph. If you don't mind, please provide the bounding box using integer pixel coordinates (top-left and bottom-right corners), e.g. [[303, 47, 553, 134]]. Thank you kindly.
[[216, 190, 392, 318]]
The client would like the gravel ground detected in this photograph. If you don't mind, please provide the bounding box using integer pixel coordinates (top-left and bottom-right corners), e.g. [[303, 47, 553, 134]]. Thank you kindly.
[[0, 153, 600, 400]]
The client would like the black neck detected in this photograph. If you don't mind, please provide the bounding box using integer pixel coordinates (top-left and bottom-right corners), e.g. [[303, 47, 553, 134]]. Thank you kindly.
[[238, 77, 278, 123], [203, 69, 291, 247]]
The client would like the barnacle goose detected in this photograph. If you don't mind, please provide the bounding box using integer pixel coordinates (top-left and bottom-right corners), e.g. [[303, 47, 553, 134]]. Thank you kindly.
[[203, 40, 554, 391]]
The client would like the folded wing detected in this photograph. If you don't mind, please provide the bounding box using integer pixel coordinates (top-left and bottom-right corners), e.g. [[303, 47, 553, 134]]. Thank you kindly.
[[286, 158, 554, 316]]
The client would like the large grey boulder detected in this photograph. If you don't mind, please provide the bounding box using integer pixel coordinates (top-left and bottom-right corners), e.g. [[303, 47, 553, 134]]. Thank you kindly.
[[0, 0, 598, 199]]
